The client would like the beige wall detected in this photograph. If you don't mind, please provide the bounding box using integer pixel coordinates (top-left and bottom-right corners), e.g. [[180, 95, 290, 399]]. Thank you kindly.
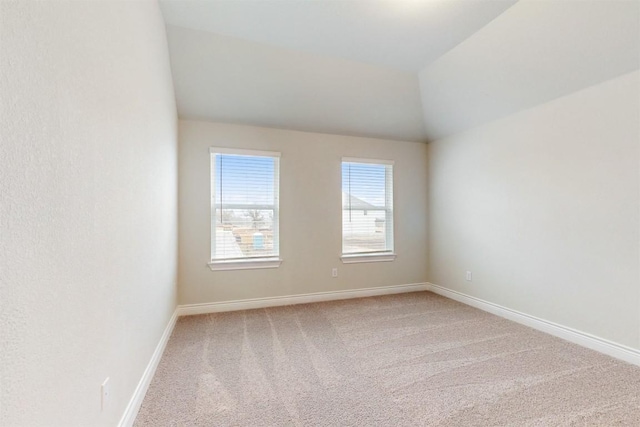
[[428, 71, 640, 350], [0, 1, 177, 426], [178, 121, 428, 304]]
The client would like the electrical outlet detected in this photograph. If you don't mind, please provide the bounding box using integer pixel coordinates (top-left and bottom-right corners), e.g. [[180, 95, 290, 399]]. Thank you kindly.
[[101, 378, 110, 411], [466, 271, 472, 282], [332, 268, 338, 278]]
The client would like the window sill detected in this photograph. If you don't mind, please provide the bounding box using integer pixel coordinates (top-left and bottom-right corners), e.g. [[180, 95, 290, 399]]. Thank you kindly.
[[341, 253, 396, 264], [208, 257, 283, 271]]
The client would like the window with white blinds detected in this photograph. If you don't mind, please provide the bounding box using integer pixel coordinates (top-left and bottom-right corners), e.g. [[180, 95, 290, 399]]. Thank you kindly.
[[210, 148, 280, 267], [342, 158, 394, 257]]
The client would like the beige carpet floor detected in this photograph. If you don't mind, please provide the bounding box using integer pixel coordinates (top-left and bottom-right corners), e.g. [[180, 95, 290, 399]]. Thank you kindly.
[[134, 291, 640, 426]]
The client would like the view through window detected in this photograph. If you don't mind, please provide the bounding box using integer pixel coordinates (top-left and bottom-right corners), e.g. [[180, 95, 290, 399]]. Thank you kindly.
[[210, 149, 280, 261], [342, 159, 394, 255]]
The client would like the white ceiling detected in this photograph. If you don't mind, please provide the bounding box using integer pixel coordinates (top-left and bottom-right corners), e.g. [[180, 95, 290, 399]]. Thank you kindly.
[[160, 0, 640, 142], [160, 0, 517, 72], [167, 25, 426, 142], [419, 0, 640, 140]]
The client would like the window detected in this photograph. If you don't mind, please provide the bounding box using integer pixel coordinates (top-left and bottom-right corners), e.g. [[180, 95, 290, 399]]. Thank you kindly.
[[209, 148, 281, 270], [341, 158, 395, 263]]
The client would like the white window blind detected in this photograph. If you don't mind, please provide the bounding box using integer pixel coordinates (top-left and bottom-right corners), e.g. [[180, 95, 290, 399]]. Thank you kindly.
[[342, 158, 394, 256], [210, 148, 280, 262]]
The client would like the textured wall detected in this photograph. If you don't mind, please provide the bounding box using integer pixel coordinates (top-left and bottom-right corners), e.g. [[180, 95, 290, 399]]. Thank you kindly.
[[0, 1, 178, 425], [428, 71, 640, 350], [178, 121, 428, 305]]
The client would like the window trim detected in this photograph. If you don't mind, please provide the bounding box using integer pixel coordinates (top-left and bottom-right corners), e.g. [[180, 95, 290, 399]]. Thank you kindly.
[[341, 157, 395, 262], [209, 147, 281, 270], [342, 157, 394, 166], [208, 257, 283, 271], [341, 253, 397, 264]]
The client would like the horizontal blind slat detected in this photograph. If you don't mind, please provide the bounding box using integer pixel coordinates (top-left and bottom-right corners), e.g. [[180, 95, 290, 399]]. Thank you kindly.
[[342, 161, 393, 255], [211, 152, 280, 261]]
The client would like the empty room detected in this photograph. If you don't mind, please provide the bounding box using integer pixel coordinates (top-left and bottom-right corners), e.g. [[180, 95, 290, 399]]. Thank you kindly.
[[2, 0, 640, 426]]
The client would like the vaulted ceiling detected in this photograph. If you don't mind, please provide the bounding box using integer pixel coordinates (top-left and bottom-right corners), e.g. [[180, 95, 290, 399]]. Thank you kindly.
[[160, 0, 639, 143]]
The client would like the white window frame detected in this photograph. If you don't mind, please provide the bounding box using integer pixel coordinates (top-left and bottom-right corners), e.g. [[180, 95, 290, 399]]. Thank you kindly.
[[208, 147, 282, 271], [341, 157, 396, 264]]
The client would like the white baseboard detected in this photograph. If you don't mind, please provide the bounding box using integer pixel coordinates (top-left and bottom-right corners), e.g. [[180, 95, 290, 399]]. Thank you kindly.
[[177, 282, 429, 316], [118, 309, 178, 427], [427, 283, 640, 367]]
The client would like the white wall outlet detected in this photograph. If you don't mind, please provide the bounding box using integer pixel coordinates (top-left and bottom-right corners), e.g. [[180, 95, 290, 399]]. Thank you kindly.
[[101, 377, 110, 411], [332, 268, 338, 278], [466, 271, 472, 281]]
